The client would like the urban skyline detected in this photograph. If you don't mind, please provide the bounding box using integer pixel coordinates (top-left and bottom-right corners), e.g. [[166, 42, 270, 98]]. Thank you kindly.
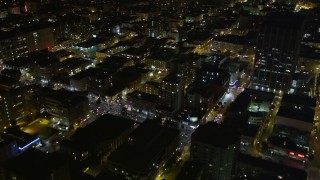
[[0, 0, 319, 180]]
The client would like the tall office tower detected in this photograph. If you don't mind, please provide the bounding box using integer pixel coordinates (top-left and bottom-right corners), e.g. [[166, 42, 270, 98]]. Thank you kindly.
[[190, 122, 239, 180], [250, 12, 305, 93]]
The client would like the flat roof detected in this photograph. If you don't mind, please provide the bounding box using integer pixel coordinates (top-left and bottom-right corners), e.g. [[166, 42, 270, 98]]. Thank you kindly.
[[105, 66, 150, 95], [85, 67, 116, 79], [127, 90, 159, 102], [241, 124, 259, 138], [0, 23, 52, 40], [264, 12, 305, 29], [227, 92, 251, 115], [37, 87, 75, 102], [98, 56, 130, 70], [3, 149, 67, 179], [0, 75, 21, 90], [192, 121, 239, 149], [145, 81, 159, 86], [108, 120, 180, 172], [61, 96, 88, 108], [300, 44, 320, 59], [268, 136, 308, 153], [187, 30, 212, 44], [277, 105, 314, 124], [70, 70, 88, 80], [53, 50, 75, 58], [21, 118, 54, 139], [198, 64, 229, 75], [75, 38, 107, 48], [237, 153, 307, 179], [243, 88, 275, 103], [121, 47, 149, 57], [147, 48, 177, 62], [281, 94, 316, 108], [18, 50, 60, 67], [3, 127, 39, 149], [61, 57, 90, 69], [162, 73, 182, 84], [187, 83, 214, 98], [3, 56, 33, 67], [67, 114, 134, 151]]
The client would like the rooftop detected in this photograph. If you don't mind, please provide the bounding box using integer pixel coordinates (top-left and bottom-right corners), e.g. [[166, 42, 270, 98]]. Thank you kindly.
[[237, 153, 307, 179], [75, 38, 107, 48], [61, 58, 91, 69], [3, 127, 39, 150], [127, 91, 159, 102], [192, 121, 239, 149], [108, 120, 180, 172], [0, 75, 21, 91], [0, 23, 52, 40], [277, 105, 314, 124], [243, 88, 275, 103], [226, 92, 251, 116], [241, 124, 259, 138], [3, 149, 68, 179], [37, 87, 76, 102], [162, 73, 182, 84], [121, 47, 150, 57], [187, 83, 214, 98], [67, 114, 134, 151], [61, 96, 88, 108], [148, 48, 177, 62], [281, 94, 316, 108], [3, 50, 59, 67], [264, 12, 305, 29], [98, 56, 131, 70]]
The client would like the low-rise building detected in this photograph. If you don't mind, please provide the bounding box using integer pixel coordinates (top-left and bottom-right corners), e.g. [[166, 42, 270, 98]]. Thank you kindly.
[[107, 120, 180, 180], [236, 153, 307, 180], [0, 149, 70, 180], [126, 91, 159, 119], [190, 122, 239, 180], [60, 114, 134, 164]]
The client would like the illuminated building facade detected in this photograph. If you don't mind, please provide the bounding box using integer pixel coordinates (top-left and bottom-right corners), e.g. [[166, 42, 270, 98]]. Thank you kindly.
[[36, 88, 89, 127], [126, 91, 159, 118], [140, 81, 159, 95], [157, 73, 185, 117], [251, 12, 305, 92], [0, 88, 26, 122], [0, 26, 54, 63], [0, 75, 26, 122]]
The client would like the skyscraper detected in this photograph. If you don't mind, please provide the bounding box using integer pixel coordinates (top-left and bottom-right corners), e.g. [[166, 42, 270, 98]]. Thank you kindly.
[[250, 12, 305, 93]]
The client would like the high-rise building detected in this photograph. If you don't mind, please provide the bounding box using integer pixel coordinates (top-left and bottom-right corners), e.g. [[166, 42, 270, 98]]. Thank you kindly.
[[250, 12, 305, 93]]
